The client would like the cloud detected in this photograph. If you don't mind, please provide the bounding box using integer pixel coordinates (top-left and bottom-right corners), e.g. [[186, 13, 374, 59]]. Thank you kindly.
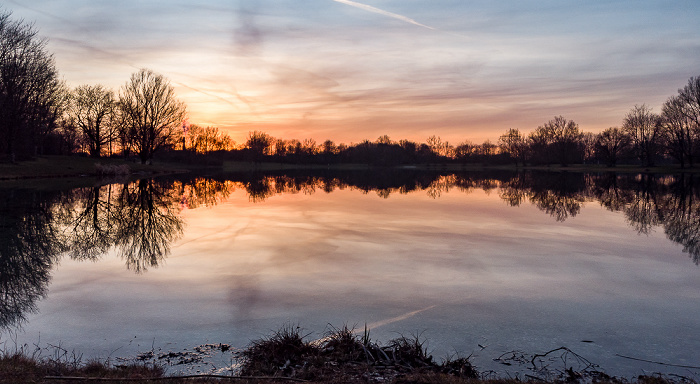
[[234, 2, 264, 55], [331, 0, 435, 31]]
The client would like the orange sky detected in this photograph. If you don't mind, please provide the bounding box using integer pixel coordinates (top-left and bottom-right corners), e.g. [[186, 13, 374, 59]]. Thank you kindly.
[[6, 0, 700, 145]]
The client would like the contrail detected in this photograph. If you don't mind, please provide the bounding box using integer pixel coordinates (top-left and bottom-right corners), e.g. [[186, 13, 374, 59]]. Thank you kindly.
[[332, 0, 435, 31]]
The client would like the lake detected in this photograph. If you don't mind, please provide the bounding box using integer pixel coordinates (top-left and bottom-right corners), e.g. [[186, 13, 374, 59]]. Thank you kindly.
[[1, 170, 699, 379]]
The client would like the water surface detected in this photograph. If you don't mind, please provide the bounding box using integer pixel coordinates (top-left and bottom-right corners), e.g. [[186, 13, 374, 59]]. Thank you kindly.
[[1, 171, 699, 378]]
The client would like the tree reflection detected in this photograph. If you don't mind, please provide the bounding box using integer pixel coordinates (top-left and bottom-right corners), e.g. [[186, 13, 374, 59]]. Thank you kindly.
[[0, 189, 66, 329], [64, 185, 118, 261], [57, 180, 186, 273], [112, 179, 184, 273], [499, 173, 528, 207], [589, 173, 700, 264], [4, 169, 700, 331], [525, 173, 587, 222], [175, 178, 236, 209], [657, 174, 700, 264], [223, 170, 700, 264], [0, 176, 238, 329]]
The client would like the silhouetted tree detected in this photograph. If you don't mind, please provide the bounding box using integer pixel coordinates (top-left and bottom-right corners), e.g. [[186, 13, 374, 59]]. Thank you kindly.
[[531, 116, 583, 166], [0, 11, 65, 161], [245, 130, 274, 162], [67, 84, 117, 157], [426, 135, 453, 158], [623, 104, 662, 167], [580, 131, 597, 164], [595, 127, 631, 167], [398, 139, 419, 163], [118, 69, 186, 164], [677, 76, 700, 135], [478, 140, 497, 157], [454, 141, 477, 163], [662, 95, 696, 168], [273, 138, 288, 158], [498, 128, 526, 165], [321, 139, 338, 163], [527, 126, 553, 165], [302, 138, 317, 157], [376, 135, 392, 145], [661, 76, 700, 168], [186, 124, 233, 153]]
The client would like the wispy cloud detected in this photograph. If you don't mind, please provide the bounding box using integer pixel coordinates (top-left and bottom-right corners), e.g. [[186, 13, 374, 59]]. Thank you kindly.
[[332, 0, 435, 30]]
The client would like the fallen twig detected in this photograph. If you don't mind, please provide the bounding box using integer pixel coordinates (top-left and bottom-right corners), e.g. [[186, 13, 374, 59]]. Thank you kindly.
[[615, 354, 700, 370], [530, 346, 597, 373]]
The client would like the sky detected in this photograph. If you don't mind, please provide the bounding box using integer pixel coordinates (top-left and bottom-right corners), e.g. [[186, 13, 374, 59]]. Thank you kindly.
[[4, 0, 699, 145]]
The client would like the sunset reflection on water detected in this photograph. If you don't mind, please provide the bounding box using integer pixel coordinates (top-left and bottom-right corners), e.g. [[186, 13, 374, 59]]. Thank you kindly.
[[2, 172, 699, 377]]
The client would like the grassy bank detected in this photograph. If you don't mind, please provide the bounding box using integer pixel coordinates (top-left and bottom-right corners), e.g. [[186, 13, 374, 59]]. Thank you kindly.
[[223, 161, 700, 174], [1, 325, 692, 384], [0, 156, 195, 191], [3, 156, 700, 183]]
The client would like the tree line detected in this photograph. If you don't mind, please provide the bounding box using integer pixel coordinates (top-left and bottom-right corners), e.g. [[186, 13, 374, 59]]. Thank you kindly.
[[2, 10, 700, 167], [232, 83, 699, 168]]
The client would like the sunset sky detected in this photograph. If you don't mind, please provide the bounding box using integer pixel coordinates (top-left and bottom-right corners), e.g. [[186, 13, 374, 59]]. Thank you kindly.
[[5, 0, 699, 145]]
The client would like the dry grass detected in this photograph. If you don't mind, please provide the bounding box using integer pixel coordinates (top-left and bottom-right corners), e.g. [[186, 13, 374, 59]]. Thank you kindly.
[[0, 343, 691, 384], [236, 324, 479, 382], [0, 352, 164, 384]]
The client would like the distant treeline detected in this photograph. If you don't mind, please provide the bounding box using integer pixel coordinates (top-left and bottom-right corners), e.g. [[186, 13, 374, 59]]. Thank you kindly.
[[2, 10, 700, 167], [165, 87, 700, 168]]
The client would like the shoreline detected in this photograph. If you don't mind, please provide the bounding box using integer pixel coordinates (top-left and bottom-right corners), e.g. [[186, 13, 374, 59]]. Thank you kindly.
[[3, 155, 700, 184], [3, 326, 697, 384]]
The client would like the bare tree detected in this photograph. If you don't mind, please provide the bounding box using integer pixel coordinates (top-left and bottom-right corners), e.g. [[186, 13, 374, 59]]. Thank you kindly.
[[376, 135, 392, 145], [677, 76, 700, 131], [0, 11, 65, 161], [185, 124, 232, 153], [661, 76, 700, 168], [426, 135, 453, 158], [118, 69, 186, 164], [530, 116, 583, 166], [302, 138, 317, 155], [498, 128, 526, 165], [623, 104, 662, 167], [273, 138, 288, 157], [662, 95, 696, 168], [68, 84, 117, 157], [595, 127, 630, 167], [245, 130, 274, 161], [454, 141, 476, 162]]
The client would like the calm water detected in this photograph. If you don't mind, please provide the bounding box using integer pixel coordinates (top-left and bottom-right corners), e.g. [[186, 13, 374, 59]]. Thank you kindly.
[[1, 170, 699, 378]]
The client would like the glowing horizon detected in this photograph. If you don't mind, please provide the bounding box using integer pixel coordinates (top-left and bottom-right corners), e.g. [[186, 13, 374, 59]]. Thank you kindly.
[[5, 0, 699, 145]]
